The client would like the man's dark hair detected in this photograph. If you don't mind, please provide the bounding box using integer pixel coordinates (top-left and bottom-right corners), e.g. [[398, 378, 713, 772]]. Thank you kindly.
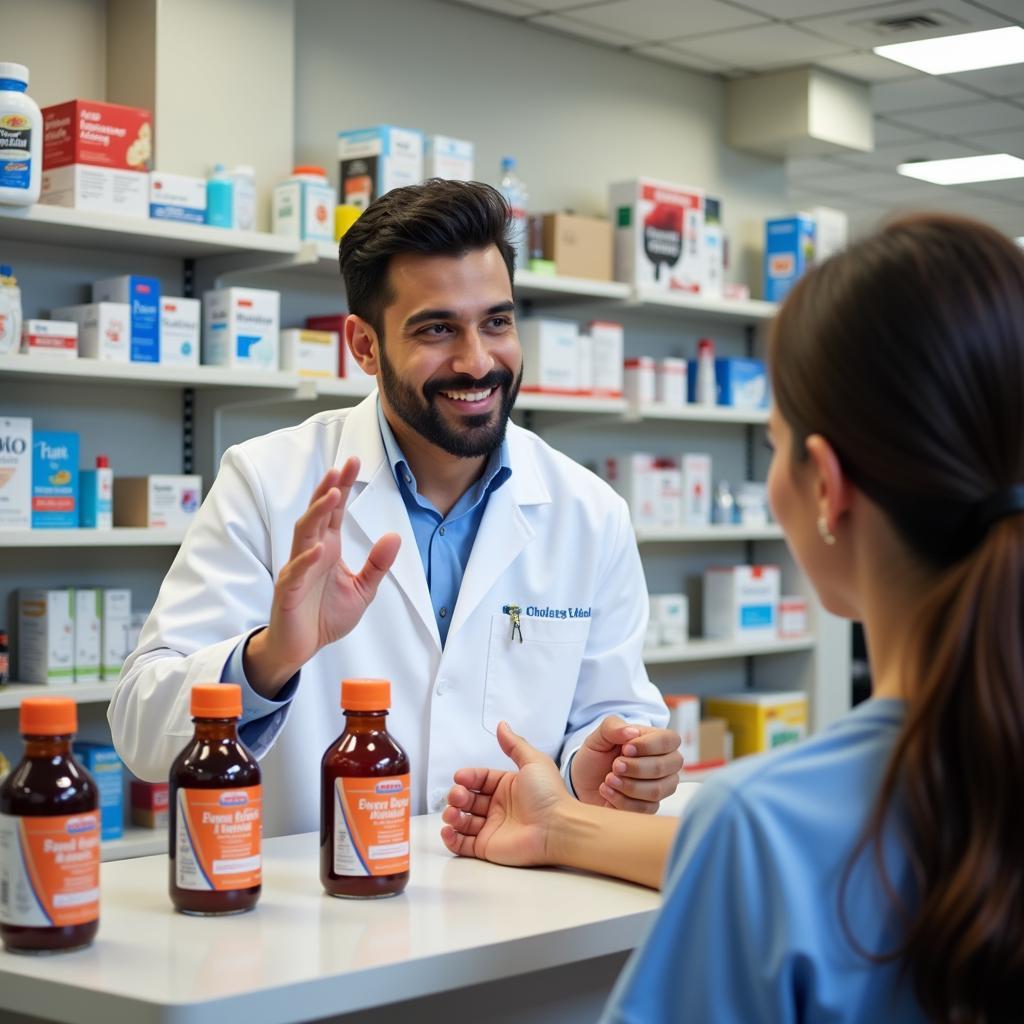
[[338, 179, 516, 335]]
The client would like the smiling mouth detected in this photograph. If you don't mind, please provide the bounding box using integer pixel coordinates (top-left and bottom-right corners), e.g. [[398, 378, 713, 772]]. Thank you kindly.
[[438, 387, 497, 403]]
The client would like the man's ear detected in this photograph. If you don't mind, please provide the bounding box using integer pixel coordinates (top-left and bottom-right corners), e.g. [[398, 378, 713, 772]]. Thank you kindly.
[[346, 315, 380, 376]]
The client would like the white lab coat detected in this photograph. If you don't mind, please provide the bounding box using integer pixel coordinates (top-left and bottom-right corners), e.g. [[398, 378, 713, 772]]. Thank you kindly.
[[110, 392, 668, 837]]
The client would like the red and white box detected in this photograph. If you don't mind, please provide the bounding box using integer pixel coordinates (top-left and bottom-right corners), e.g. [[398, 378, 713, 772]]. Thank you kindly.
[[778, 596, 809, 639], [656, 357, 688, 407], [305, 314, 376, 391], [703, 564, 781, 642], [519, 318, 579, 396], [131, 780, 169, 829], [605, 453, 658, 528], [652, 458, 682, 527], [681, 452, 712, 526], [624, 356, 655, 407], [609, 177, 705, 294], [21, 319, 78, 358], [587, 321, 624, 398], [664, 695, 699, 765]]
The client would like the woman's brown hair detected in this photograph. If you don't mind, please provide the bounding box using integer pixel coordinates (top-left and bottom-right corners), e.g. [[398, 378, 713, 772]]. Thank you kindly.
[[769, 213, 1024, 1022]]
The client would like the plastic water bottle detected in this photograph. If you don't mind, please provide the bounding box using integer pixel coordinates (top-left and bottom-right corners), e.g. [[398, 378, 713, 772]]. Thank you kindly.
[[206, 163, 234, 228], [499, 157, 528, 272], [0, 63, 41, 206]]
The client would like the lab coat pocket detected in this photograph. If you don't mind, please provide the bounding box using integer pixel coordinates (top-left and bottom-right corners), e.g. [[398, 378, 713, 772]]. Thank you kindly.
[[483, 613, 589, 757]]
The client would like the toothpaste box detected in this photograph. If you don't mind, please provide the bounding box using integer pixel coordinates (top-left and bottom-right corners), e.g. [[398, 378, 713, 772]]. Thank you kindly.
[[92, 276, 161, 363], [714, 358, 768, 409], [101, 588, 132, 680], [21, 318, 78, 358], [519, 318, 579, 395], [764, 214, 815, 303], [73, 588, 101, 682], [604, 453, 658, 529], [131, 780, 169, 829], [0, 416, 32, 529], [42, 100, 153, 172], [703, 564, 781, 643], [50, 303, 130, 362], [74, 744, 124, 840], [304, 314, 376, 390], [338, 125, 424, 211], [40, 164, 148, 218], [32, 430, 79, 528], [160, 297, 200, 367], [426, 135, 474, 181], [114, 475, 202, 530], [202, 287, 279, 371], [18, 588, 74, 685], [279, 328, 339, 378], [149, 171, 206, 224]]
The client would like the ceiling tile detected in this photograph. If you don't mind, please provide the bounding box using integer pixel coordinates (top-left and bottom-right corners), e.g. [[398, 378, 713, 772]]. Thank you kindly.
[[630, 43, 734, 71], [872, 77, 979, 112], [959, 126, 1024, 154], [799, 1, 1012, 49], [946, 64, 1024, 98], [873, 118, 930, 144], [833, 136, 987, 169], [451, 0, 540, 13], [665, 22, 848, 66], [813, 51, 921, 82], [786, 156, 854, 178], [793, 168, 905, 192], [519, 0, 617, 9], [893, 100, 1024, 135], [736, 0, 900, 16], [527, 11, 642, 43], [564, 0, 767, 42], [956, 0, 1023, 22], [958, 178, 1024, 201], [854, 177, 966, 202]]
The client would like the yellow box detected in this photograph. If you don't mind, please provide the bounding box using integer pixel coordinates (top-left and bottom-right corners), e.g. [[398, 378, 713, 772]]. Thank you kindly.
[[702, 691, 807, 757]]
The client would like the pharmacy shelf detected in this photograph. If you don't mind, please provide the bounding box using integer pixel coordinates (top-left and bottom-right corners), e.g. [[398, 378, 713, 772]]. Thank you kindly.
[[0, 681, 117, 710], [514, 270, 631, 303], [644, 635, 814, 664], [102, 827, 168, 863], [624, 403, 769, 425], [630, 287, 777, 325], [635, 524, 784, 543], [515, 392, 627, 414], [0, 528, 187, 549]]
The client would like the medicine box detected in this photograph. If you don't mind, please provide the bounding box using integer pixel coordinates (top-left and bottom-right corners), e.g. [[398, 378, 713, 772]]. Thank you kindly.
[[650, 593, 688, 647], [40, 164, 149, 218], [698, 718, 728, 765], [609, 178, 704, 294], [680, 453, 711, 527], [272, 175, 334, 243], [426, 135, 474, 181], [160, 297, 200, 367], [101, 588, 132, 680], [280, 328, 339, 378], [18, 588, 74, 685], [75, 744, 124, 840], [577, 333, 594, 395], [131, 780, 169, 829], [764, 214, 815, 303], [32, 430, 78, 529], [42, 100, 152, 172], [92, 276, 161, 363], [703, 196, 724, 299], [664, 695, 699, 765], [541, 213, 613, 282], [338, 126, 424, 211], [21, 318, 78, 358], [624, 357, 656, 407], [587, 321, 624, 398], [80, 466, 112, 529], [114, 475, 202, 530], [702, 691, 807, 757], [714, 358, 768, 409], [779, 596, 809, 639], [656, 358, 687, 407], [703, 564, 781, 642], [304, 314, 375, 390], [519, 318, 579, 395], [652, 460, 682, 528], [604, 454, 658, 529], [809, 205, 848, 263], [0, 416, 32, 529], [73, 588, 101, 682], [149, 171, 206, 224], [203, 287, 280, 371], [50, 303, 130, 362]]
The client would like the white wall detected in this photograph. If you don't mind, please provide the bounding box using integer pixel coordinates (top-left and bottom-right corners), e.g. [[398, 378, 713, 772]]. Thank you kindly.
[[293, 0, 788, 289]]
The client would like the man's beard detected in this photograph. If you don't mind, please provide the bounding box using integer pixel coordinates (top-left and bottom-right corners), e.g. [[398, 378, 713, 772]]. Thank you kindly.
[[379, 345, 522, 458]]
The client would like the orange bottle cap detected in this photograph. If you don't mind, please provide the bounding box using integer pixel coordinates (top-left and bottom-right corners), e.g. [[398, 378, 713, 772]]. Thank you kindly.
[[20, 697, 77, 736], [341, 679, 391, 711], [191, 684, 242, 719], [293, 165, 327, 177]]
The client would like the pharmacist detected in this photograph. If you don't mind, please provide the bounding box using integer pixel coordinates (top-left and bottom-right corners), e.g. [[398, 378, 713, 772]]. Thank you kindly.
[[110, 180, 680, 837]]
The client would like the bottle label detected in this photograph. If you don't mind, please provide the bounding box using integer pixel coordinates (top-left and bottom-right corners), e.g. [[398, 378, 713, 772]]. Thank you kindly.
[[333, 774, 410, 877], [0, 811, 100, 927], [174, 787, 262, 891], [0, 115, 32, 190]]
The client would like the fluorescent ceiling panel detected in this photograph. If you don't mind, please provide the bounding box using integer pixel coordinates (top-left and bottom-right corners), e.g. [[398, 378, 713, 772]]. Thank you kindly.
[[875, 27, 1024, 75], [898, 153, 1024, 184]]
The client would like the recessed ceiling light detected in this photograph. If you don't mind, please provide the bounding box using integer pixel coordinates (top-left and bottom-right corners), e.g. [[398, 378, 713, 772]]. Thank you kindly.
[[898, 154, 1024, 184], [874, 26, 1024, 74]]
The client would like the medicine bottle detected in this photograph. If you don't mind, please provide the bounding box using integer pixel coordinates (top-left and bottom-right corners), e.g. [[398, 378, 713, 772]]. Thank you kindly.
[[0, 63, 41, 206], [321, 679, 410, 899], [169, 684, 261, 915], [0, 698, 100, 954]]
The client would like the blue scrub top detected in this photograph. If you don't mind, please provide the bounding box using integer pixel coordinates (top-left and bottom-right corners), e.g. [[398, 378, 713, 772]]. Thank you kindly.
[[602, 699, 926, 1023]]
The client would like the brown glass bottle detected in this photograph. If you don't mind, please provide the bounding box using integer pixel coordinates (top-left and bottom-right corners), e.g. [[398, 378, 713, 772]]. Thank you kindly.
[[169, 684, 261, 916], [0, 698, 100, 955], [321, 679, 410, 899]]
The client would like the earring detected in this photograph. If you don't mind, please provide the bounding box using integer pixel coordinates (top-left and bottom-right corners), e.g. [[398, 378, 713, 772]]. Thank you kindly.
[[817, 515, 836, 546]]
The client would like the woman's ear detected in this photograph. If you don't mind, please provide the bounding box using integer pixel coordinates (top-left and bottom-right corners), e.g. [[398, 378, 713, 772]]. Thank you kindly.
[[346, 316, 380, 376], [804, 434, 853, 536]]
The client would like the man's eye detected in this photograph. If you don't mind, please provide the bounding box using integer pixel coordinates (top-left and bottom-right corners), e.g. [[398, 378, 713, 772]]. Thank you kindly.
[[420, 324, 451, 336], [488, 317, 512, 329]]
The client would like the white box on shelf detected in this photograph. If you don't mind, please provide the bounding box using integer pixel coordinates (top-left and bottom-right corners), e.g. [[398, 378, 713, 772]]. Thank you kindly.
[[703, 565, 781, 642], [149, 171, 206, 224], [624, 357, 655, 407], [202, 287, 280, 371], [655, 358, 687, 407], [587, 321, 624, 398], [605, 453, 658, 529], [426, 135, 474, 181], [101, 588, 132, 681], [577, 332, 594, 396], [338, 125, 424, 211], [664, 694, 699, 764], [702, 196, 724, 299], [519, 318, 579, 395], [779, 596, 809, 639], [91, 275, 161, 363], [652, 461, 682, 527], [810, 205, 848, 263], [279, 329, 339, 378], [40, 165, 148, 218], [18, 588, 74, 685], [0, 415, 31, 530], [50, 303, 130, 362], [651, 593, 688, 647], [160, 297, 200, 367], [680, 453, 711, 526], [21, 319, 78, 358], [114, 475, 202, 530], [73, 588, 101, 683]]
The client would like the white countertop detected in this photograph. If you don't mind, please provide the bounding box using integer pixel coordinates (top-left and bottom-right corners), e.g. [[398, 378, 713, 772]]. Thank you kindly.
[[0, 785, 701, 1024]]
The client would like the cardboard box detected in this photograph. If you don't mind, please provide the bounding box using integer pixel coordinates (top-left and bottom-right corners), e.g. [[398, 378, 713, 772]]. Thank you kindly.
[[518, 318, 579, 395], [149, 171, 206, 224], [604, 454, 658, 528], [624, 356, 655, 407], [609, 178, 704, 293], [50, 303, 130, 362], [32, 430, 78, 528], [21, 318, 78, 358], [702, 691, 807, 757], [764, 214, 815, 303], [40, 164, 148, 218], [541, 213, 613, 282], [703, 196, 724, 299], [703, 564, 781, 642], [73, 588, 101, 682], [656, 357, 687, 407], [92, 276, 161, 363], [272, 174, 334, 243], [280, 328, 339, 378], [652, 460, 682, 528], [650, 593, 688, 647], [202, 287, 280, 371], [587, 321, 624, 398], [577, 333, 594, 395], [680, 453, 711, 527], [664, 695, 699, 765], [426, 135, 474, 181], [698, 717, 728, 764], [114, 475, 202, 529], [75, 744, 124, 840], [18, 588, 74, 685], [130, 780, 168, 829], [160, 297, 200, 367], [779, 596, 809, 639], [714, 358, 768, 409], [42, 99, 152, 171], [101, 588, 132, 680], [304, 314, 376, 390], [809, 205, 848, 263], [337, 125, 424, 211], [0, 416, 32, 529]]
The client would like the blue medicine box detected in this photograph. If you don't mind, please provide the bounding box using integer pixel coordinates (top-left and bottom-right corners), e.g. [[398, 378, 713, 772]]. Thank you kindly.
[[75, 743, 124, 841], [32, 430, 79, 528], [715, 358, 769, 409], [764, 214, 815, 303], [92, 275, 161, 363]]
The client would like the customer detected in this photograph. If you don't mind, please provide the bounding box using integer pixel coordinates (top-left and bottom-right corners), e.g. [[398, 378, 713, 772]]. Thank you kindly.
[[442, 213, 1024, 1023]]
